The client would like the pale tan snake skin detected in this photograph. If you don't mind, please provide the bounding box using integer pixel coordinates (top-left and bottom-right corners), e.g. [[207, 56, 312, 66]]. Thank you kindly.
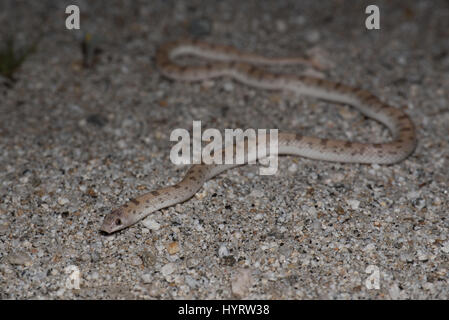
[[100, 40, 416, 233]]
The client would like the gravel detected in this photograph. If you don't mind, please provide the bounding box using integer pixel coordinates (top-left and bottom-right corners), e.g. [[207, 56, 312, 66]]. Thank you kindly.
[[0, 0, 448, 299]]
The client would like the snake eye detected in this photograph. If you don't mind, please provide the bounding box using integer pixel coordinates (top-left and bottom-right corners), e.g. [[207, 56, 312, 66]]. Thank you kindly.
[[115, 218, 122, 226]]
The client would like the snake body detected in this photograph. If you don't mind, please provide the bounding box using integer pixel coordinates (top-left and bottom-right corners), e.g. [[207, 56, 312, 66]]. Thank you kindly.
[[100, 40, 416, 233]]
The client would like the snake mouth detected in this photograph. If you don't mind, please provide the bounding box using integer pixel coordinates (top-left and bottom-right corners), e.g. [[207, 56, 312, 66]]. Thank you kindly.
[[99, 222, 115, 234]]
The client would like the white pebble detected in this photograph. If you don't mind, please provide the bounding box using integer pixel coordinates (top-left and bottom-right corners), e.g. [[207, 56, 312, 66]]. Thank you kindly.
[[305, 30, 320, 43], [249, 189, 264, 198], [346, 199, 360, 210], [223, 82, 234, 91], [58, 197, 69, 205], [141, 273, 152, 284], [218, 244, 229, 257], [161, 263, 176, 277], [288, 163, 298, 172], [8, 252, 32, 266], [363, 243, 376, 252], [407, 190, 420, 200], [231, 268, 253, 299], [417, 250, 428, 261], [55, 288, 66, 297], [276, 20, 287, 32], [142, 218, 160, 231], [130, 256, 143, 266], [389, 284, 400, 300]]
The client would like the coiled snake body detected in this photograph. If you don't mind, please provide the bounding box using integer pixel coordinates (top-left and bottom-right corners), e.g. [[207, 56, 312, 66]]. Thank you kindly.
[[100, 40, 416, 233]]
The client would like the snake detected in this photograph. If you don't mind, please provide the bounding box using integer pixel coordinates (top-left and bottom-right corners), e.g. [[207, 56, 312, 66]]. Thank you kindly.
[[99, 39, 416, 234]]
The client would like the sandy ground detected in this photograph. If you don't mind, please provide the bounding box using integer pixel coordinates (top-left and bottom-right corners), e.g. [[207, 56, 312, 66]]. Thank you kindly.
[[0, 0, 448, 299]]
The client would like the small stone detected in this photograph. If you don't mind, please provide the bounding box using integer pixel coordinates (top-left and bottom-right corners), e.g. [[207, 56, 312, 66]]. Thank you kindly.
[[8, 252, 32, 266], [130, 256, 143, 266], [346, 199, 360, 210], [141, 250, 157, 267], [142, 218, 160, 231], [218, 244, 229, 257], [141, 273, 152, 284], [417, 250, 428, 261], [254, 213, 264, 220], [305, 30, 320, 43], [201, 80, 215, 88], [81, 253, 91, 262], [58, 197, 69, 205], [275, 20, 287, 32], [389, 284, 400, 300], [223, 82, 234, 92], [55, 288, 66, 297], [423, 282, 434, 291], [413, 198, 426, 210], [407, 190, 420, 200], [288, 163, 298, 172], [167, 242, 180, 255], [147, 282, 162, 297], [161, 263, 176, 277], [231, 268, 253, 299], [86, 188, 97, 198]]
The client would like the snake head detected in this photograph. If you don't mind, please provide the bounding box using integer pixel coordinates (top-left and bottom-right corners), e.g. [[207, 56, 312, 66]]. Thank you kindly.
[[99, 207, 133, 234]]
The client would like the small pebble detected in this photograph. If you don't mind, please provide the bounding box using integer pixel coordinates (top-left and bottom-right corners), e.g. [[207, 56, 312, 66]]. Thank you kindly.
[[346, 199, 360, 210], [141, 273, 152, 284], [417, 250, 428, 261], [167, 242, 180, 255], [223, 82, 234, 92], [305, 30, 320, 43], [161, 263, 176, 277], [8, 252, 32, 266], [288, 163, 298, 172], [130, 256, 143, 266], [218, 244, 229, 257], [389, 284, 400, 300], [231, 268, 253, 299], [58, 197, 69, 205], [275, 20, 287, 32], [142, 218, 161, 231], [407, 190, 420, 200]]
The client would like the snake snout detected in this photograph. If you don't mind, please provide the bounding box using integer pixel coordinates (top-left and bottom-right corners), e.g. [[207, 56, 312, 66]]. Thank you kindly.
[[99, 208, 129, 234]]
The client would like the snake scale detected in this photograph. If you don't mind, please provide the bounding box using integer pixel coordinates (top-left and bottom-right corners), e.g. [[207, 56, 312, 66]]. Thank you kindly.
[[100, 39, 416, 233]]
